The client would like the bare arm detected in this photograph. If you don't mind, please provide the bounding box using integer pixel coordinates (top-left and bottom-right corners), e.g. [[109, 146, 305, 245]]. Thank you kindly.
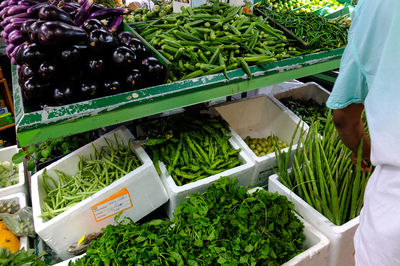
[[332, 103, 371, 170]]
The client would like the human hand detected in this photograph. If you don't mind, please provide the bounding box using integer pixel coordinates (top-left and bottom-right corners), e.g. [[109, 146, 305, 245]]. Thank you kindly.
[[351, 151, 371, 172]]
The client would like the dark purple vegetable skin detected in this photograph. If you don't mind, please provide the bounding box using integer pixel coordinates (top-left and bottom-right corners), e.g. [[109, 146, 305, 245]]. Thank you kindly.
[[121, 37, 147, 60], [38, 61, 57, 80], [38, 21, 87, 46], [21, 78, 51, 110], [38, 5, 74, 25], [18, 42, 46, 66], [28, 20, 45, 42], [20, 19, 36, 38], [86, 56, 105, 76], [79, 80, 98, 100], [125, 69, 143, 91], [87, 28, 118, 53], [74, 0, 95, 26], [103, 79, 122, 95], [141, 57, 165, 86], [53, 81, 75, 105], [18, 64, 35, 81], [59, 45, 83, 63], [82, 18, 105, 33], [111, 46, 137, 70]]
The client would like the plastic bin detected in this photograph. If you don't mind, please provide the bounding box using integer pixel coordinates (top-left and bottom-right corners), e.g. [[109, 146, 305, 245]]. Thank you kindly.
[[269, 174, 358, 266], [213, 95, 307, 187], [0, 192, 29, 251], [30, 126, 169, 260], [159, 132, 255, 219], [0, 145, 26, 197]]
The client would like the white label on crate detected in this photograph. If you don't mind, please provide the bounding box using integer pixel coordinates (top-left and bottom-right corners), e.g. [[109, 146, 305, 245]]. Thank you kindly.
[[91, 188, 133, 222]]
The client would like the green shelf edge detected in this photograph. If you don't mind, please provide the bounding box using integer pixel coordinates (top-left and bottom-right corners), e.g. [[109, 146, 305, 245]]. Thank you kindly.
[[13, 48, 343, 146]]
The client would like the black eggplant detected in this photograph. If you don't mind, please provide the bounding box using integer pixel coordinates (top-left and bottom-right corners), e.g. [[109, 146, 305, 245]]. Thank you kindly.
[[52, 81, 75, 105], [38, 21, 87, 46], [103, 79, 122, 95], [82, 18, 106, 33], [79, 80, 98, 100], [20, 19, 36, 39], [59, 45, 86, 63], [117, 32, 135, 45], [123, 37, 147, 60], [28, 20, 45, 42], [111, 46, 137, 69], [14, 41, 28, 65], [19, 42, 46, 66], [21, 77, 51, 110], [18, 64, 35, 81], [87, 28, 118, 53], [86, 56, 105, 76], [141, 57, 165, 86], [125, 69, 143, 91], [38, 5, 74, 25], [38, 61, 57, 80]]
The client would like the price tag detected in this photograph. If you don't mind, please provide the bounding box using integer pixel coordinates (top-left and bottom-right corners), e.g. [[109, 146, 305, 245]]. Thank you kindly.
[[91, 188, 133, 222]]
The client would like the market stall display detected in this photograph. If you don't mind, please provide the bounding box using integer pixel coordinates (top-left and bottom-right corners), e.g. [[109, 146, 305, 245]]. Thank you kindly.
[[0, 146, 26, 197], [262, 0, 347, 13]]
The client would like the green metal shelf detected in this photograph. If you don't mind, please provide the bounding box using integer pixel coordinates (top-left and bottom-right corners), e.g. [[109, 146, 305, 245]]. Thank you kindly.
[[13, 48, 343, 147]]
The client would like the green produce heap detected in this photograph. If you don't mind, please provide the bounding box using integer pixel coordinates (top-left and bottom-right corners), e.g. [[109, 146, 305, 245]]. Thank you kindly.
[[279, 96, 329, 133], [275, 112, 373, 225], [244, 136, 288, 157], [72, 177, 305, 265], [143, 113, 241, 186], [257, 8, 348, 49], [0, 248, 47, 266], [135, 1, 299, 82], [124, 1, 173, 22], [0, 161, 18, 189], [39, 135, 142, 221], [262, 0, 345, 13]]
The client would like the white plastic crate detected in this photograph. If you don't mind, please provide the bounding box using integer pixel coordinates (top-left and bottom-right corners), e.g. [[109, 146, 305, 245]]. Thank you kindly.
[[160, 133, 255, 219], [56, 188, 330, 266], [0, 192, 29, 251], [269, 81, 331, 124], [213, 95, 307, 187], [30, 126, 169, 260], [269, 174, 358, 266], [0, 145, 26, 197]]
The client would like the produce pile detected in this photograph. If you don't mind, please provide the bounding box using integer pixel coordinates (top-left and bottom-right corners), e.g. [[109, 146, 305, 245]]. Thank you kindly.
[[143, 113, 241, 186], [275, 112, 372, 225], [135, 1, 297, 82], [0, 0, 165, 110], [72, 177, 305, 265], [40, 135, 142, 220], [124, 1, 173, 23], [0, 160, 18, 189], [279, 96, 329, 133], [257, 7, 348, 49], [244, 135, 288, 157], [0, 248, 47, 265], [262, 0, 345, 13]]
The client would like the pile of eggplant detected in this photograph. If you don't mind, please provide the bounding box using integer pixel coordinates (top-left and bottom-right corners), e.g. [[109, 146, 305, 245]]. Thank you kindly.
[[0, 0, 166, 110]]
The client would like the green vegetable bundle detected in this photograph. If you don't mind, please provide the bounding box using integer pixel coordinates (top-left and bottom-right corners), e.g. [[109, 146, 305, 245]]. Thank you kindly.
[[0, 248, 47, 266], [256, 7, 348, 50], [144, 113, 241, 186], [279, 97, 329, 133], [135, 1, 295, 82], [72, 177, 305, 265], [40, 136, 142, 221], [275, 112, 372, 225], [0, 161, 18, 189]]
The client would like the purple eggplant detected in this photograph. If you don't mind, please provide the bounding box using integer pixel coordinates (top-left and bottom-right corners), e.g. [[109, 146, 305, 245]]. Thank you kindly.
[[103, 79, 122, 95], [117, 32, 135, 45], [0, 19, 10, 28], [38, 5, 74, 24], [108, 15, 122, 33], [22, 78, 51, 109], [0, 1, 10, 9], [18, 0, 40, 6], [88, 8, 125, 20], [38, 60, 57, 79], [123, 37, 147, 60], [19, 63, 35, 80], [53, 81, 75, 105], [14, 42, 28, 65], [27, 3, 48, 15], [8, 0, 20, 5], [87, 28, 118, 52], [74, 0, 95, 26], [28, 20, 45, 42], [20, 19, 36, 38], [1, 7, 12, 19], [59, 44, 82, 63], [79, 80, 98, 100], [1, 31, 8, 39], [82, 18, 105, 33], [8, 30, 25, 45], [7, 12, 34, 19], [19, 42, 46, 65], [9, 17, 31, 23], [6, 44, 16, 58], [125, 69, 143, 91], [3, 21, 25, 34], [141, 57, 165, 86], [112, 46, 138, 69], [38, 21, 87, 46], [7, 5, 29, 16], [86, 56, 105, 76]]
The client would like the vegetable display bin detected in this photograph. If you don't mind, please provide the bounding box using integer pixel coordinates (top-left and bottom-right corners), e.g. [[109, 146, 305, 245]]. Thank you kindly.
[[159, 132, 255, 219], [269, 81, 331, 121], [0, 192, 29, 251], [30, 126, 169, 260], [213, 95, 307, 187], [0, 145, 26, 197], [269, 174, 358, 266]]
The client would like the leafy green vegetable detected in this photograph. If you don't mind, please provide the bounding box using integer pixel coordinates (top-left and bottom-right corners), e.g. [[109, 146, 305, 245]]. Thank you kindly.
[[0, 160, 18, 188], [0, 248, 47, 266], [72, 177, 304, 265]]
